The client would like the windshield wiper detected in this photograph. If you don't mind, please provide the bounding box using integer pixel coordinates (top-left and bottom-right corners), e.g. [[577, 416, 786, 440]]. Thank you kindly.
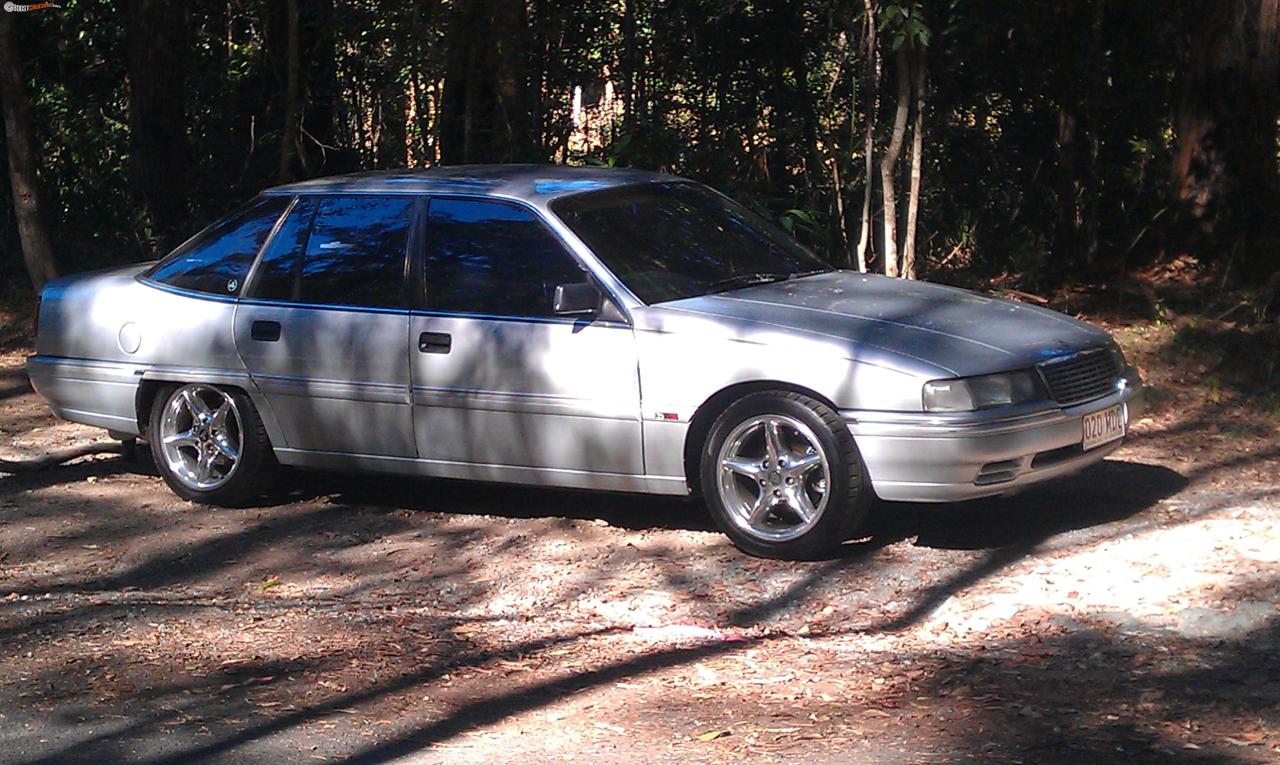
[[704, 272, 792, 294]]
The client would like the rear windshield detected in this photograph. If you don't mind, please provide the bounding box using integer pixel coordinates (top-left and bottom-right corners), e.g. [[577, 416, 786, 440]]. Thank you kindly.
[[550, 182, 830, 304]]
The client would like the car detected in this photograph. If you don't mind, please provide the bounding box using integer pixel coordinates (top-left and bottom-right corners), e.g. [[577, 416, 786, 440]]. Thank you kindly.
[[27, 165, 1144, 558]]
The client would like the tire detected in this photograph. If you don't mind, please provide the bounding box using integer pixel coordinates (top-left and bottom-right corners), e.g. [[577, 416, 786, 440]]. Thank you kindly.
[[148, 383, 275, 506], [700, 391, 869, 559]]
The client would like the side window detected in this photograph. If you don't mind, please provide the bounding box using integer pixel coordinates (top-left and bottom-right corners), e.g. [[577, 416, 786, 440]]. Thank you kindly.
[[146, 196, 289, 296], [248, 197, 316, 302], [297, 196, 414, 309], [424, 199, 587, 318]]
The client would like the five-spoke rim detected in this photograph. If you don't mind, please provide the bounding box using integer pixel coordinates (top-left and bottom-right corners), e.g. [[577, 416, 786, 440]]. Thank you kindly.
[[716, 414, 831, 542], [158, 384, 243, 491]]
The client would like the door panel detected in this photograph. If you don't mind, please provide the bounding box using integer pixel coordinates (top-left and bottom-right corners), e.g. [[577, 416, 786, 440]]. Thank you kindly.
[[409, 197, 643, 477], [234, 194, 416, 457], [235, 304, 413, 456], [409, 314, 642, 474]]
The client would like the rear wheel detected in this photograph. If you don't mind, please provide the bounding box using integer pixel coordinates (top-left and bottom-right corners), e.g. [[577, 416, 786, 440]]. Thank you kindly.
[[700, 391, 869, 559], [148, 383, 274, 506]]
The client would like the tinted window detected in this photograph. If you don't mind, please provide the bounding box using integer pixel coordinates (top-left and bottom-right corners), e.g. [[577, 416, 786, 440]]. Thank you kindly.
[[248, 198, 316, 301], [297, 196, 413, 309], [551, 182, 831, 304], [146, 197, 289, 296], [424, 199, 586, 318]]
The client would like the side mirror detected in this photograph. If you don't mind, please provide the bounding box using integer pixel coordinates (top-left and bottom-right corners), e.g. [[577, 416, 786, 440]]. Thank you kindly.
[[553, 282, 600, 316]]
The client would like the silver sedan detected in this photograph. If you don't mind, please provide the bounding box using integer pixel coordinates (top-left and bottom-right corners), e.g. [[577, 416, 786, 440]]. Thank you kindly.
[[27, 165, 1144, 558]]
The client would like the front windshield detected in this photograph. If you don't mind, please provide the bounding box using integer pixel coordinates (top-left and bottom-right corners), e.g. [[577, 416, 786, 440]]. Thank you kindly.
[[550, 182, 832, 304]]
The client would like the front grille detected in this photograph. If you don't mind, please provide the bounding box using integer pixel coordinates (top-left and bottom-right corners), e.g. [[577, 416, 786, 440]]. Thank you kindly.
[[1038, 347, 1122, 406]]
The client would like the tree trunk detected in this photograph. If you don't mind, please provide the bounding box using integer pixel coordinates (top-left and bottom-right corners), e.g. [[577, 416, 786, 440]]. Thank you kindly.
[[621, 0, 637, 133], [0, 12, 58, 290], [490, 0, 534, 160], [299, 0, 339, 176], [276, 0, 300, 182], [855, 0, 878, 273], [822, 30, 853, 264], [879, 44, 911, 278], [128, 0, 189, 253], [441, 0, 536, 163], [1167, 0, 1280, 277], [830, 156, 853, 267], [901, 46, 926, 280], [1053, 106, 1082, 277]]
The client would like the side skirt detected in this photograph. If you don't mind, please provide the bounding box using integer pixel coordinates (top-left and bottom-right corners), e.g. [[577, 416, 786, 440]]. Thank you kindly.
[[274, 447, 690, 496]]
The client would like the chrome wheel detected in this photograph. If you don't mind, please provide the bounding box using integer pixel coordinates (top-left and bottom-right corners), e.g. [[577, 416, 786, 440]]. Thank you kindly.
[[157, 384, 243, 492], [716, 414, 831, 543]]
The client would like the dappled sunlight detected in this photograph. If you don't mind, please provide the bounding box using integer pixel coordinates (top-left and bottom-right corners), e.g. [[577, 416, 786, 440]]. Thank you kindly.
[[918, 500, 1280, 641], [3, 339, 1279, 762]]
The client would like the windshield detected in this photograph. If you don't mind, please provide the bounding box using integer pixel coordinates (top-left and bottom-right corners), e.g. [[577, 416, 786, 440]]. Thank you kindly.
[[550, 182, 832, 304]]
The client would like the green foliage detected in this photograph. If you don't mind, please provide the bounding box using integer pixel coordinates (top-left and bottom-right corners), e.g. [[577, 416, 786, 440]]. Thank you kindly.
[[0, 0, 1267, 291]]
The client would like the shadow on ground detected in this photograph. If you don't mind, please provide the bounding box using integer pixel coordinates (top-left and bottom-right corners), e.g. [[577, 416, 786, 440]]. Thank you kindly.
[[6, 448, 1258, 765]]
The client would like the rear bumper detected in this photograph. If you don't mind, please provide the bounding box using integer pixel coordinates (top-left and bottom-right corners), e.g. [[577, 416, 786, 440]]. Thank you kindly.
[[845, 367, 1144, 502], [26, 355, 143, 435]]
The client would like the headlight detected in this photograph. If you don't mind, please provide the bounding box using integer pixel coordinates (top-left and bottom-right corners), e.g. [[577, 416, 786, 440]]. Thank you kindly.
[[922, 370, 1045, 412]]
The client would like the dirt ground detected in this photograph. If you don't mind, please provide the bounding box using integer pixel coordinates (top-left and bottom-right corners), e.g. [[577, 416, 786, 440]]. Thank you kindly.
[[1, 316, 1278, 764]]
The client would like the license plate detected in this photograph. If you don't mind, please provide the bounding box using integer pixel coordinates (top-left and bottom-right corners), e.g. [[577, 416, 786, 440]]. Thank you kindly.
[[1082, 404, 1125, 450]]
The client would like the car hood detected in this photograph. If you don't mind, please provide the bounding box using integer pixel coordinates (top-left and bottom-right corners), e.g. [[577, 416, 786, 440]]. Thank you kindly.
[[659, 271, 1112, 378]]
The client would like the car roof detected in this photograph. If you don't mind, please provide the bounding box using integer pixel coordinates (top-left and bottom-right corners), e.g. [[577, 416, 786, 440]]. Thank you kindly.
[[263, 164, 680, 202]]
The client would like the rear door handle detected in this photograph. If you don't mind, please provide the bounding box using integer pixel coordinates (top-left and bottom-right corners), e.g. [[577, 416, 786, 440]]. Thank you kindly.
[[418, 331, 451, 354], [251, 320, 281, 342]]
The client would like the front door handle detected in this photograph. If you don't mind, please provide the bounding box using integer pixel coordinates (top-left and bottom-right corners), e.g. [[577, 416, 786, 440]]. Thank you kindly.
[[418, 331, 451, 354], [251, 320, 281, 342]]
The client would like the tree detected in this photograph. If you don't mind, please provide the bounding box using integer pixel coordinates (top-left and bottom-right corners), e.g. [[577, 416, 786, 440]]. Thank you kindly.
[[0, 11, 57, 290], [128, 0, 189, 253], [276, 0, 301, 182], [855, 0, 880, 273], [1167, 0, 1280, 277], [440, 0, 538, 163], [879, 44, 910, 277], [901, 42, 927, 280], [874, 2, 930, 279]]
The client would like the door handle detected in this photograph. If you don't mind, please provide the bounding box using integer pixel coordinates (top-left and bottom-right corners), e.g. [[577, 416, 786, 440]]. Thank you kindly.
[[251, 320, 281, 342], [418, 331, 451, 354]]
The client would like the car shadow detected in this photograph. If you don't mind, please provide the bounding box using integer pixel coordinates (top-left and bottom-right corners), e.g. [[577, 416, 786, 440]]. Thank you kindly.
[[307, 468, 717, 533], [297, 457, 1186, 553], [864, 458, 1189, 551]]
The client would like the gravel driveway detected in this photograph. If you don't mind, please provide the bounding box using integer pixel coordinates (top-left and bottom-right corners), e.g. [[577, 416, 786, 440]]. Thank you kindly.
[[1, 321, 1277, 764]]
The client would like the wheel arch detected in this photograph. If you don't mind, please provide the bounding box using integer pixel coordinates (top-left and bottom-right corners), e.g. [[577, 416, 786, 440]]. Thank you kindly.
[[134, 377, 270, 441], [682, 380, 842, 495]]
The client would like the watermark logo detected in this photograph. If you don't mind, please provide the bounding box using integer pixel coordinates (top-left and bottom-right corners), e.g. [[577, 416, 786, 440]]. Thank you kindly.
[[4, 2, 62, 12]]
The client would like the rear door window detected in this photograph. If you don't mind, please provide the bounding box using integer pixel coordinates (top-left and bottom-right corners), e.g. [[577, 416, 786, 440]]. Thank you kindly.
[[296, 196, 414, 309], [146, 196, 290, 297], [247, 197, 317, 302], [423, 198, 587, 318]]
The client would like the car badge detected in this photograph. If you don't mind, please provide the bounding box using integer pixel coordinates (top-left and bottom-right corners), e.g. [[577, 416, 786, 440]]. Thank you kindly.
[[226, 278, 239, 293]]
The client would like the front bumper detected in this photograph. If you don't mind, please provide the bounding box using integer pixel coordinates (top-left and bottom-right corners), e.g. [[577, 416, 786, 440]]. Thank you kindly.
[[844, 366, 1145, 502]]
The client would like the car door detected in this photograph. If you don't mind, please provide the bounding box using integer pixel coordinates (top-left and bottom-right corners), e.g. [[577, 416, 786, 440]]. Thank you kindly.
[[409, 197, 643, 476], [234, 194, 416, 458]]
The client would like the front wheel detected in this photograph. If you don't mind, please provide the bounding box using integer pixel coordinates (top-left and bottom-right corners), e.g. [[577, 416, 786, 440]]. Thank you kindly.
[[148, 383, 275, 506], [700, 391, 869, 559]]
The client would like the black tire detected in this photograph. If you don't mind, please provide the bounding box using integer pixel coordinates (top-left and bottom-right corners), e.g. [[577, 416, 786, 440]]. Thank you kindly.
[[700, 391, 869, 559], [148, 384, 275, 506]]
